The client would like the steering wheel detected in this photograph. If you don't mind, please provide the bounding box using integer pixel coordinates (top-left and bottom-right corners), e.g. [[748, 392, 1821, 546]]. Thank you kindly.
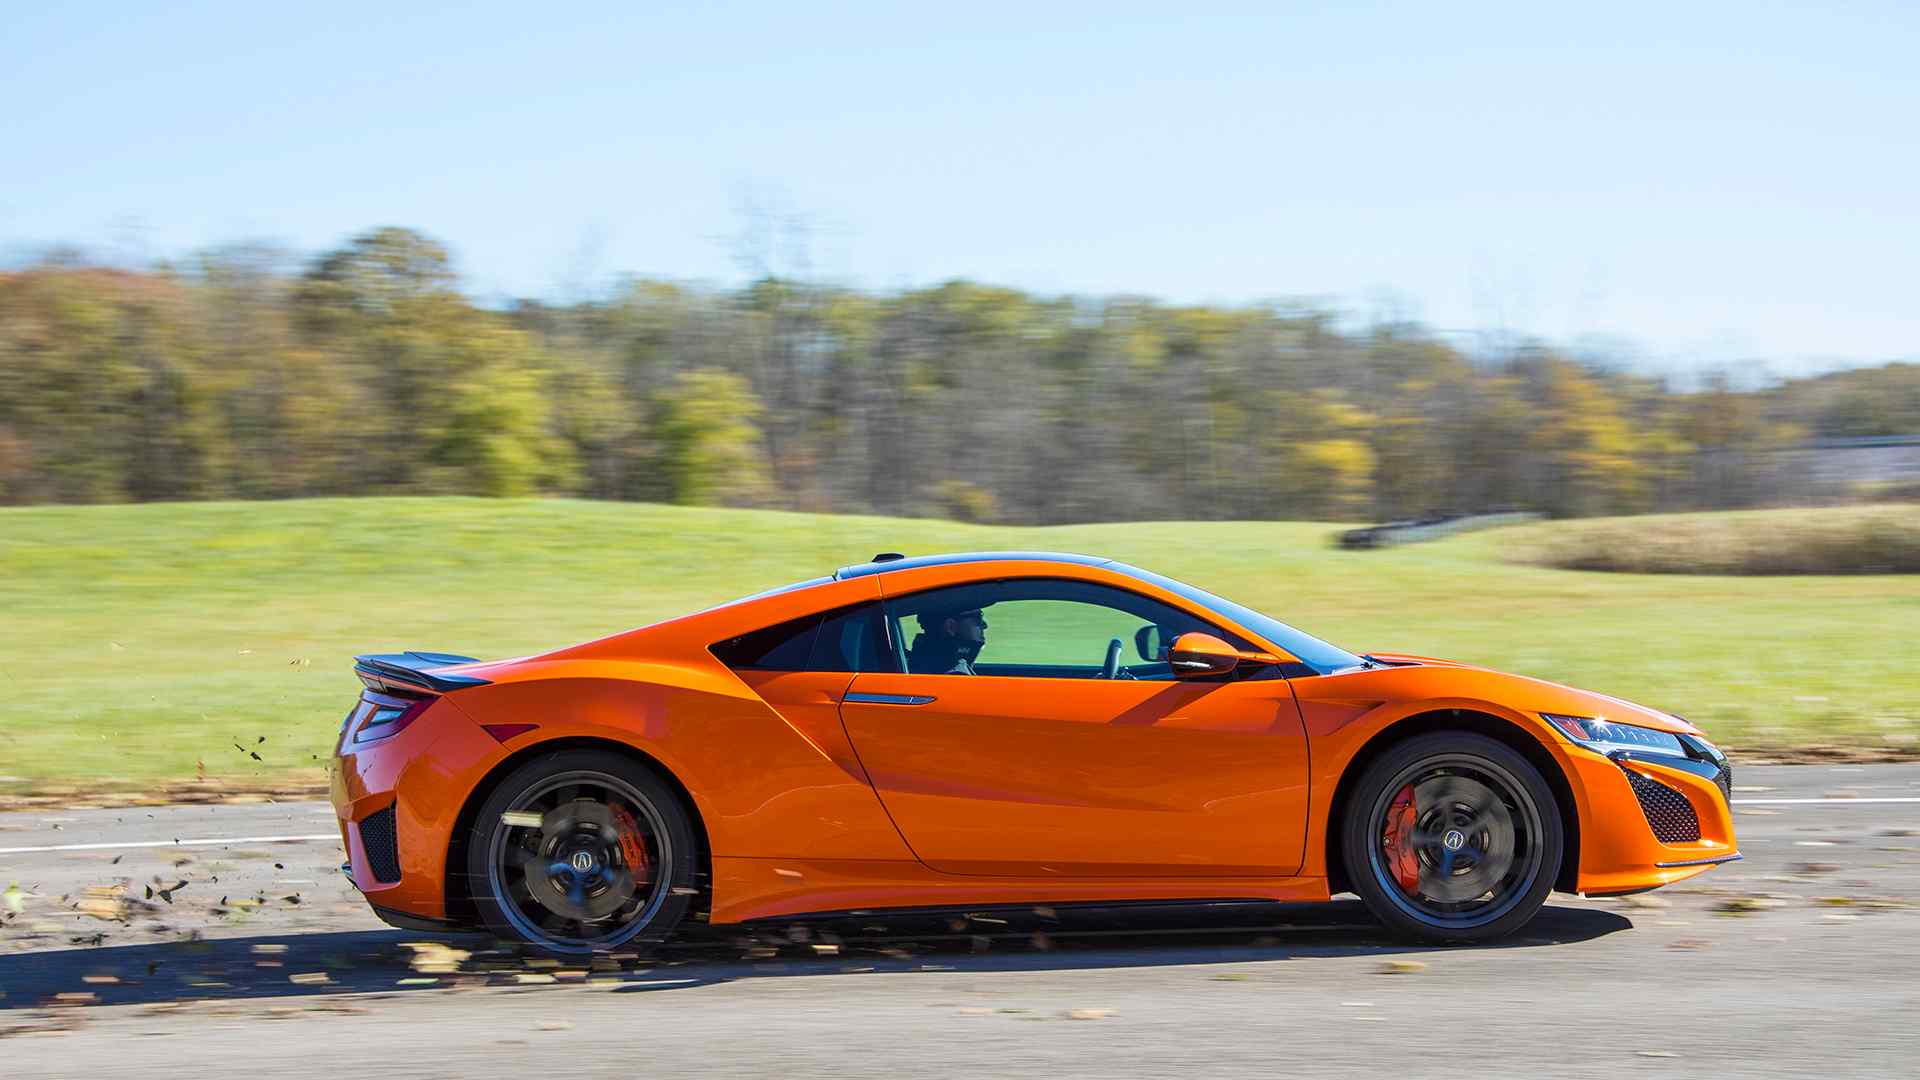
[[1100, 638, 1124, 679]]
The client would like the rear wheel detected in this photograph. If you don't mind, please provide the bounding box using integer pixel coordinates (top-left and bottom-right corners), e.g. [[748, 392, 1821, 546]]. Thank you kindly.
[[465, 749, 697, 954], [1341, 732, 1562, 942]]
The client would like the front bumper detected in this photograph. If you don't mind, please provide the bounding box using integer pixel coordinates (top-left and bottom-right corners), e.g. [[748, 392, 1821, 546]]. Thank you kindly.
[[1565, 744, 1741, 895]]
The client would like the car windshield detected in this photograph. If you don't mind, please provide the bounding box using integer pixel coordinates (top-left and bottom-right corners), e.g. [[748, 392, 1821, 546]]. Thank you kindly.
[[1113, 563, 1368, 675]]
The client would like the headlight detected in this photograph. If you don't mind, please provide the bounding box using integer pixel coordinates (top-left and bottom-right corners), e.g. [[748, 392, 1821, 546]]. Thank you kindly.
[[1542, 713, 1689, 759]]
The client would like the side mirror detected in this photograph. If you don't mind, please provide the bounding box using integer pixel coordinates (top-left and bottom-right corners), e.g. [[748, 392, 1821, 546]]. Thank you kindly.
[[1166, 632, 1282, 679], [1134, 624, 1163, 663]]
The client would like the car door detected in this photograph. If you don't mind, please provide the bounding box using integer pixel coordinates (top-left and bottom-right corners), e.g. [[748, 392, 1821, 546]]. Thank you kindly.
[[837, 577, 1310, 878]]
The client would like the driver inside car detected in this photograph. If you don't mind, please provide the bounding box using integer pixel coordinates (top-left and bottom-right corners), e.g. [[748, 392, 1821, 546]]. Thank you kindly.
[[906, 605, 989, 674]]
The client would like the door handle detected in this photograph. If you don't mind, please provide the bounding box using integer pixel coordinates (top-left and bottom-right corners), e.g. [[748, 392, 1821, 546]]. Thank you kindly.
[[843, 691, 937, 706]]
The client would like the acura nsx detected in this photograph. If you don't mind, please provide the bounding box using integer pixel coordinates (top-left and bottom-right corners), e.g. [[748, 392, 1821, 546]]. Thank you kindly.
[[331, 552, 1738, 953]]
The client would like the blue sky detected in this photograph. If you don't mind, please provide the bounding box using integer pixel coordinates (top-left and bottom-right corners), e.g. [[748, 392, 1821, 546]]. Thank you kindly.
[[4, 1, 1916, 373]]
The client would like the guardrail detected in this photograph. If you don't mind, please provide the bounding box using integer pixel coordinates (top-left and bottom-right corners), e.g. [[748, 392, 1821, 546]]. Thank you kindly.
[[1338, 511, 1543, 550]]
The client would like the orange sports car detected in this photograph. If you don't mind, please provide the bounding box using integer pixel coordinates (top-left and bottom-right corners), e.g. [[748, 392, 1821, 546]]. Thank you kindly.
[[331, 552, 1738, 953]]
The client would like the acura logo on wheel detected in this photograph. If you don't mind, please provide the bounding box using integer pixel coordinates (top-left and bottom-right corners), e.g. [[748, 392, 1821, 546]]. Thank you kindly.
[[570, 851, 595, 873], [1442, 829, 1466, 851]]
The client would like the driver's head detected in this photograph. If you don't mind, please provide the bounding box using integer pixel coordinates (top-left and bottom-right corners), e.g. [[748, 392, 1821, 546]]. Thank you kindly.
[[918, 605, 988, 658]]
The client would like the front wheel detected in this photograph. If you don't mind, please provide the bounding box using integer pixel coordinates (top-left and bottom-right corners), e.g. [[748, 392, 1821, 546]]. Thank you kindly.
[[465, 749, 698, 954], [1341, 732, 1563, 943]]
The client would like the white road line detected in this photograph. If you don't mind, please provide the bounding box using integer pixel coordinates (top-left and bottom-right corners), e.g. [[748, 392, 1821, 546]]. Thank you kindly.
[[1735, 797, 1920, 805], [0, 797, 1912, 856], [0, 833, 339, 856]]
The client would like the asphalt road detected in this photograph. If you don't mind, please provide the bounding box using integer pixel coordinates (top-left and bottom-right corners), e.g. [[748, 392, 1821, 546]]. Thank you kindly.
[[3, 763, 1918, 1078]]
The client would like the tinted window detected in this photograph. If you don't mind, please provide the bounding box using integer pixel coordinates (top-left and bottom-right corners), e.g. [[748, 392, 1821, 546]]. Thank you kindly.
[[711, 612, 823, 671], [810, 603, 896, 673]]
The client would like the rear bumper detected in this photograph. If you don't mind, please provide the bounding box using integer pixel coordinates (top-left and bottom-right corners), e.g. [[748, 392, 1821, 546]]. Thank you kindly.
[[1565, 745, 1741, 895], [331, 697, 505, 921]]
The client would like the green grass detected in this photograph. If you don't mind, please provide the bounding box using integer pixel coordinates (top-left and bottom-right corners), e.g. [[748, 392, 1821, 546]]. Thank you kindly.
[[3, 497, 1918, 787]]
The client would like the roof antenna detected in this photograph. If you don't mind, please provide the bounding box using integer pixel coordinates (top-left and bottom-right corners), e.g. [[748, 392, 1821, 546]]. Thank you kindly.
[[871, 552, 906, 563]]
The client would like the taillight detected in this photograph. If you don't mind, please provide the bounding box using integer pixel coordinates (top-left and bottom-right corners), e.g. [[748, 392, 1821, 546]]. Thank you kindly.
[[348, 690, 434, 745]]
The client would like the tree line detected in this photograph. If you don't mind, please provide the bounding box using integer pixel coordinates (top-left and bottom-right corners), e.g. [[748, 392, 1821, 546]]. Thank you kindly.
[[3, 227, 1916, 522]]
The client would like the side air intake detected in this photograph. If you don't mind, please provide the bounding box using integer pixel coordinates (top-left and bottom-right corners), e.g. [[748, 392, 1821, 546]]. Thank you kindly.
[[357, 803, 402, 884], [1618, 764, 1701, 843]]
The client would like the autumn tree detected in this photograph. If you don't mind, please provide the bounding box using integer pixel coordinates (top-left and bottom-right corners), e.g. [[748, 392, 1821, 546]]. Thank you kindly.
[[653, 368, 771, 506]]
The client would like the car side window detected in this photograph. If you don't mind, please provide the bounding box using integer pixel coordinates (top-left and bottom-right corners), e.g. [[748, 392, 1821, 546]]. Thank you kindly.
[[711, 601, 899, 674], [886, 578, 1247, 680], [711, 611, 822, 671], [811, 602, 896, 673]]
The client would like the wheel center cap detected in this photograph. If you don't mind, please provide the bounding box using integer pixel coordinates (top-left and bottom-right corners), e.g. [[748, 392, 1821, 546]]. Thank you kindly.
[[1442, 829, 1466, 852], [570, 850, 597, 874]]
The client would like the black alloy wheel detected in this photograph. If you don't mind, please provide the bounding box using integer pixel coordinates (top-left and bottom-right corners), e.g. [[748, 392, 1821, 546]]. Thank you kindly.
[[466, 749, 698, 954], [1342, 732, 1563, 942]]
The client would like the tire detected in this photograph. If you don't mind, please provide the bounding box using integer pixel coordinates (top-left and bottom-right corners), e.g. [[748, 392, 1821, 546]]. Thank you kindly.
[[464, 749, 698, 954], [1340, 731, 1563, 943]]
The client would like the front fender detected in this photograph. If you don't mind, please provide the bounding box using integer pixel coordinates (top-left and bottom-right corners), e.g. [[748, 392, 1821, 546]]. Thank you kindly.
[[1292, 667, 1734, 894], [1292, 685, 1582, 878]]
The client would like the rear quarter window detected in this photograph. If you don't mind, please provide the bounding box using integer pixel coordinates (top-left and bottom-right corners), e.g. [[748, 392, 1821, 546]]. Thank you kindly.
[[710, 601, 898, 673], [710, 612, 823, 671]]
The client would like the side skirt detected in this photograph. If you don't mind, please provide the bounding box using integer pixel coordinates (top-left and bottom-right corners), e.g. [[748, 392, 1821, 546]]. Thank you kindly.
[[709, 856, 1330, 925]]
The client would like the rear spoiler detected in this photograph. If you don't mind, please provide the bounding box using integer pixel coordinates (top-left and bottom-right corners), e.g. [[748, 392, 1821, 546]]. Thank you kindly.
[[353, 651, 491, 695]]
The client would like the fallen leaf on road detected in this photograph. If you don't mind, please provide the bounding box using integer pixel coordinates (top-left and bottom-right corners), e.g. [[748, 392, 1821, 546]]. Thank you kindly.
[[76, 885, 128, 921], [1715, 896, 1787, 914]]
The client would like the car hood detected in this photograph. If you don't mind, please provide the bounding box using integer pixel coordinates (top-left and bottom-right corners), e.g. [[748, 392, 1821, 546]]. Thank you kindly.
[[1364, 652, 1704, 737]]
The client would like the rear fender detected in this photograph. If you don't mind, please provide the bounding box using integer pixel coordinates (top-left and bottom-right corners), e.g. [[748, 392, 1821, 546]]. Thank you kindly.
[[442, 671, 913, 863]]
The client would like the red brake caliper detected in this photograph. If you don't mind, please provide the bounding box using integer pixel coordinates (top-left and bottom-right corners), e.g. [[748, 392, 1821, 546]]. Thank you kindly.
[[1382, 783, 1420, 894], [608, 805, 652, 885]]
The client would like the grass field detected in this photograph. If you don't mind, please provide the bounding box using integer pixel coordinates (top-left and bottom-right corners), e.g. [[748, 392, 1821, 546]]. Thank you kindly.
[[1508, 504, 1920, 575], [3, 497, 1918, 788]]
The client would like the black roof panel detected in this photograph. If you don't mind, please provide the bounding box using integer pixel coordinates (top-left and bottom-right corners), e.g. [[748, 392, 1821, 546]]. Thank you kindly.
[[833, 551, 1114, 581]]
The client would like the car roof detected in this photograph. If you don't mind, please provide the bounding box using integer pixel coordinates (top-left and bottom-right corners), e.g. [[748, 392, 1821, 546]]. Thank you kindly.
[[832, 551, 1115, 581]]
